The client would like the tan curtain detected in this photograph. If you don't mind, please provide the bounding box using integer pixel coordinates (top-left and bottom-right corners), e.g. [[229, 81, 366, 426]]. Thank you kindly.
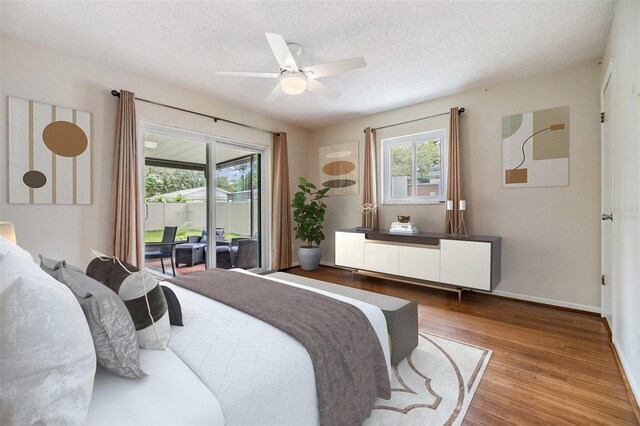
[[272, 132, 292, 270], [112, 90, 142, 266], [362, 127, 378, 229], [445, 107, 462, 234]]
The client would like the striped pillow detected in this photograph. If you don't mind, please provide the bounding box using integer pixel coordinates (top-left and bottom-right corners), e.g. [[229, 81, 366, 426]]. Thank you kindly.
[[87, 257, 170, 350]]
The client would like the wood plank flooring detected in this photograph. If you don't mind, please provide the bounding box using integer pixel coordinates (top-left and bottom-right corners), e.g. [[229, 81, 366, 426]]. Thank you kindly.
[[287, 266, 638, 425]]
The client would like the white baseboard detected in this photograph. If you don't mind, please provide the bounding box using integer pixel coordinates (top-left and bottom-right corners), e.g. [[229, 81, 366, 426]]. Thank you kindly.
[[613, 337, 640, 404], [492, 289, 601, 313]]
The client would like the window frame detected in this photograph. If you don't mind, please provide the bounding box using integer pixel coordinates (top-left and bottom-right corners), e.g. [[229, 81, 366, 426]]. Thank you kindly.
[[381, 129, 448, 205]]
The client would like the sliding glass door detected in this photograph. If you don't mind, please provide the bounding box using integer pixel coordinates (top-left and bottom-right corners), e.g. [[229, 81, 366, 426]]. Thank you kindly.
[[141, 123, 266, 275]]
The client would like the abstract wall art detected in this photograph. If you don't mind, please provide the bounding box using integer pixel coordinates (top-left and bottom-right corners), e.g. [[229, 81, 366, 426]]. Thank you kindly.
[[319, 141, 359, 195], [8, 96, 92, 204], [502, 106, 569, 188]]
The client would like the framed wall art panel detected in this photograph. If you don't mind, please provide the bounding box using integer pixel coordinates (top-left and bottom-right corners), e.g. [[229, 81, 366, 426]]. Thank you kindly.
[[319, 141, 359, 196], [8, 96, 92, 204]]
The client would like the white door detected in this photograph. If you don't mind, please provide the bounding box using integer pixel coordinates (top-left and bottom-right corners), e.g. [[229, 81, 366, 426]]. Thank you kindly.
[[600, 63, 615, 332]]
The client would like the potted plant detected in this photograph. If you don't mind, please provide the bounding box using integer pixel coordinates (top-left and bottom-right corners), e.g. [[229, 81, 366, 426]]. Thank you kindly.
[[291, 177, 330, 271]]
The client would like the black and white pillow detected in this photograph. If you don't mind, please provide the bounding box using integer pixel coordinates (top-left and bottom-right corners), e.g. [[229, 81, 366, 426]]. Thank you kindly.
[[87, 257, 171, 350], [40, 256, 147, 378]]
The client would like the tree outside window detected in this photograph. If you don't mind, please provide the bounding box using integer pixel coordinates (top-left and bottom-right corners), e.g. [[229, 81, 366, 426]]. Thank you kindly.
[[383, 129, 447, 204]]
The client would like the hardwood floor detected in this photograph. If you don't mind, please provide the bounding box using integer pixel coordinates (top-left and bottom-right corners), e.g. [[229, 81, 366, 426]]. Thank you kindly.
[[287, 265, 639, 425]]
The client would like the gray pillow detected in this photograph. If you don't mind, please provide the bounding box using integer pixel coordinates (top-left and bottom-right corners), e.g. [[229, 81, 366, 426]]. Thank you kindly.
[[40, 256, 147, 379]]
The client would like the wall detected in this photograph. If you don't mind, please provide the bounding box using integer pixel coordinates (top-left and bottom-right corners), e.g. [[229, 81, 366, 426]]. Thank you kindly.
[[0, 35, 310, 268], [600, 0, 640, 401], [309, 61, 602, 311]]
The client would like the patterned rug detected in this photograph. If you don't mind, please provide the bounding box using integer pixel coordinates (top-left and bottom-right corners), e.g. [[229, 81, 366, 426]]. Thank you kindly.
[[365, 332, 492, 426]]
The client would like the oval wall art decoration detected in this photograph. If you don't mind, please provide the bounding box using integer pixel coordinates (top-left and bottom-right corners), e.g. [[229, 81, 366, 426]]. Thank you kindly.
[[319, 141, 359, 195], [8, 96, 92, 204]]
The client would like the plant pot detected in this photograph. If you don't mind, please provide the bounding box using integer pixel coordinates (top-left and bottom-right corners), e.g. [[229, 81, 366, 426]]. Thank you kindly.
[[298, 246, 322, 271]]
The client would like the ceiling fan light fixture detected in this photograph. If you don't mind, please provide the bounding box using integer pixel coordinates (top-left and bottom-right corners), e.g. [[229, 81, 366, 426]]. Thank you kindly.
[[280, 75, 306, 95]]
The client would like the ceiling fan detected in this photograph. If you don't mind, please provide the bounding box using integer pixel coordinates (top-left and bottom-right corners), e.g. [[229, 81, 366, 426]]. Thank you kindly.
[[215, 33, 366, 102]]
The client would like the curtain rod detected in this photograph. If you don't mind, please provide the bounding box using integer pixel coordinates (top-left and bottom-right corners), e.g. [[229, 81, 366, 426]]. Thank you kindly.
[[364, 107, 465, 133], [110, 90, 279, 136]]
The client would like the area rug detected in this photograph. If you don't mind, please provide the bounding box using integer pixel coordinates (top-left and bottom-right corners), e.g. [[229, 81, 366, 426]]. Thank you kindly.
[[365, 332, 492, 426]]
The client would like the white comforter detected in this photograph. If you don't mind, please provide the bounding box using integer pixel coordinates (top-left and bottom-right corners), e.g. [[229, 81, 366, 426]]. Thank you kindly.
[[164, 270, 391, 425], [86, 347, 225, 425]]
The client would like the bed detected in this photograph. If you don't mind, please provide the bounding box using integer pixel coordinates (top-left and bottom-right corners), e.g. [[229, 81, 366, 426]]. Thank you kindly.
[[88, 269, 391, 425], [0, 237, 391, 425]]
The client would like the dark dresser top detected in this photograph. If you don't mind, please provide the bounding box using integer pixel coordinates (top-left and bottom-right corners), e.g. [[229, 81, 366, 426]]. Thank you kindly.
[[338, 228, 501, 245]]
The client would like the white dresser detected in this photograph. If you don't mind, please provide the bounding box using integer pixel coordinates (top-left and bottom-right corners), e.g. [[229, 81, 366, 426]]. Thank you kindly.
[[335, 229, 501, 295]]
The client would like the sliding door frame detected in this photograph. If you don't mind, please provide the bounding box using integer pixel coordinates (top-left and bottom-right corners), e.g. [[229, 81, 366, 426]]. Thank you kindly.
[[138, 120, 272, 272], [215, 141, 269, 271]]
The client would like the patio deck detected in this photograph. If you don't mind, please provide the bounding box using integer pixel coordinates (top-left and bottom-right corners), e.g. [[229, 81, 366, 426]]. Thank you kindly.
[[145, 259, 206, 276]]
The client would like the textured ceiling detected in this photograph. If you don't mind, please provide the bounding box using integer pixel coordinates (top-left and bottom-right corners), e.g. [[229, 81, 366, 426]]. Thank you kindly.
[[1, 1, 615, 129]]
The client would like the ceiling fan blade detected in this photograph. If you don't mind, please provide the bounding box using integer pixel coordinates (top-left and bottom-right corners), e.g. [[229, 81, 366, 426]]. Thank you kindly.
[[306, 79, 341, 99], [265, 33, 299, 71], [264, 83, 284, 102], [303, 57, 366, 79], [215, 71, 280, 78]]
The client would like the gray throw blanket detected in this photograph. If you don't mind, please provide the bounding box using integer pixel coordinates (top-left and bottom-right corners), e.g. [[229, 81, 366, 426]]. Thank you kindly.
[[169, 269, 390, 425]]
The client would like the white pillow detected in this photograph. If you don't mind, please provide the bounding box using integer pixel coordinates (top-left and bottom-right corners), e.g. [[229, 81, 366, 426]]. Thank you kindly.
[[0, 252, 97, 425], [0, 235, 33, 262]]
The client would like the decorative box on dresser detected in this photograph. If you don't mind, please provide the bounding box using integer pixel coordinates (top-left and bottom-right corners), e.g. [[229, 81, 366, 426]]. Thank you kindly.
[[335, 229, 501, 300]]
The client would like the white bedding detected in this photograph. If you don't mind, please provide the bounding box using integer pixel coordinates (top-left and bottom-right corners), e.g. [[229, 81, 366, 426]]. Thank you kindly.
[[86, 347, 225, 425], [164, 270, 391, 425]]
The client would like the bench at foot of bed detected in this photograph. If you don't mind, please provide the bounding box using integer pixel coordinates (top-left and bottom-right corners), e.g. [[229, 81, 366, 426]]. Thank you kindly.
[[267, 271, 418, 365]]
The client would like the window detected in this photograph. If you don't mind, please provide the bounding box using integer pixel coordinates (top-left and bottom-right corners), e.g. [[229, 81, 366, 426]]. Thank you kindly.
[[382, 129, 447, 204]]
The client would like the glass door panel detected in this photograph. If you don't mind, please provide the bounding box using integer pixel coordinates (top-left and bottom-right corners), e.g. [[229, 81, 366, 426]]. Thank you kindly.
[[143, 130, 208, 276], [215, 145, 262, 270]]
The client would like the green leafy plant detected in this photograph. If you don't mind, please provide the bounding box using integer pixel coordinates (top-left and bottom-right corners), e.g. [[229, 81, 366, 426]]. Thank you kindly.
[[144, 166, 205, 199], [146, 193, 191, 203], [291, 177, 330, 247], [172, 194, 190, 203]]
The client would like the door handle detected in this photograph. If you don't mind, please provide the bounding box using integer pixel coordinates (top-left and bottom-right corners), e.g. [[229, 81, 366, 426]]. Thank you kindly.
[[601, 213, 613, 221]]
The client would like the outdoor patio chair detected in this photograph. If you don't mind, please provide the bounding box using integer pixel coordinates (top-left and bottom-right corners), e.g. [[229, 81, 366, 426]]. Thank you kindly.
[[231, 239, 258, 269], [145, 226, 177, 276], [214, 245, 232, 269], [230, 237, 250, 248]]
